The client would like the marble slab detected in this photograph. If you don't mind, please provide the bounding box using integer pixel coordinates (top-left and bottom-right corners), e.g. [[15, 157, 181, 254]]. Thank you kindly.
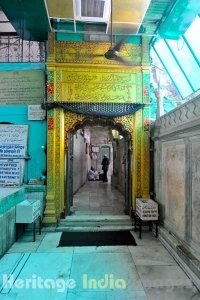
[[67, 290, 147, 300], [69, 252, 144, 292], [137, 265, 192, 288], [36, 233, 74, 253], [145, 286, 200, 300], [0, 253, 23, 288], [129, 245, 176, 266], [8, 253, 73, 299]]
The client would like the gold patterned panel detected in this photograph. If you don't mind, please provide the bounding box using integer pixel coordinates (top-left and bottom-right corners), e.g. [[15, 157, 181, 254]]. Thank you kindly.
[[55, 41, 142, 66], [114, 115, 134, 134], [141, 106, 150, 197], [44, 108, 66, 223], [47, 32, 55, 63], [55, 70, 62, 101], [64, 112, 85, 132], [46, 110, 55, 191], [54, 67, 141, 103], [54, 109, 65, 216], [64, 111, 85, 149], [46, 38, 148, 104], [133, 110, 142, 201], [43, 110, 57, 224]]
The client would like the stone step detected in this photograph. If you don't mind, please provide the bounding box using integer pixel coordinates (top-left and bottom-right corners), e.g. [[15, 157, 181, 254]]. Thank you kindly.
[[63, 214, 131, 220], [59, 216, 132, 227], [55, 225, 134, 232], [59, 221, 132, 227]]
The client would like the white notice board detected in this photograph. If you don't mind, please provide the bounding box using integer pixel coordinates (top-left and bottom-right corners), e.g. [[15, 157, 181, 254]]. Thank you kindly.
[[0, 125, 28, 186], [28, 105, 45, 120], [0, 124, 28, 158], [0, 161, 22, 186]]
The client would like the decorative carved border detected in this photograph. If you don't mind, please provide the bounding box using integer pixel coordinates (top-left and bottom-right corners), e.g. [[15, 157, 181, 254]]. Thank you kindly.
[[155, 95, 200, 137]]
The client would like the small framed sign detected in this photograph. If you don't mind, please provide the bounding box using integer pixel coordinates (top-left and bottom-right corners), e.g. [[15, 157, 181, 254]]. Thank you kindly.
[[92, 146, 99, 153]]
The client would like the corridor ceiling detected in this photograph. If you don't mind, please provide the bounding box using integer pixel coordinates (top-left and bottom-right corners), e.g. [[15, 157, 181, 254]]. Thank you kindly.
[[0, 0, 199, 41]]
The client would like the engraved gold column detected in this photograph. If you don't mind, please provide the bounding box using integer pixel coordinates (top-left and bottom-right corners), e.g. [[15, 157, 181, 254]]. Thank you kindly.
[[43, 109, 57, 224], [132, 110, 142, 207], [44, 32, 66, 223], [43, 107, 65, 224], [141, 75, 150, 199], [140, 36, 150, 198]]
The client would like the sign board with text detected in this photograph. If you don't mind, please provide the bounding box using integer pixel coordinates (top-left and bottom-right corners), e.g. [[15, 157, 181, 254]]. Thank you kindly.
[[28, 105, 46, 120], [0, 70, 45, 104], [0, 125, 28, 186], [0, 125, 28, 158], [0, 161, 22, 186]]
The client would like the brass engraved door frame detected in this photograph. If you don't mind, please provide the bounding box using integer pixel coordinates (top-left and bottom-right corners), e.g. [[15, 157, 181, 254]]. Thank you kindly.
[[43, 110, 150, 224]]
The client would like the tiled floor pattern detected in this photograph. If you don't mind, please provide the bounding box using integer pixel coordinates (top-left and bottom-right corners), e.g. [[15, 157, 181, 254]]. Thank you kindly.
[[0, 231, 200, 300]]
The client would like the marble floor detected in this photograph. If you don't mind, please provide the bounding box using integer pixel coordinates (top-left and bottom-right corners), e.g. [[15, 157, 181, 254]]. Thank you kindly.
[[1, 230, 200, 300], [1, 182, 200, 299], [71, 180, 125, 215]]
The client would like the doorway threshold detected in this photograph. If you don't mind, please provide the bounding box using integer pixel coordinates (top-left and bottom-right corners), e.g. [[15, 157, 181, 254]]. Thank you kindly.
[[56, 214, 133, 232]]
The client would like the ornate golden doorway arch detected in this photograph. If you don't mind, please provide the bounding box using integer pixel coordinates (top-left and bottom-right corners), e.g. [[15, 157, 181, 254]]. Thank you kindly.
[[43, 109, 149, 224], [66, 116, 132, 217]]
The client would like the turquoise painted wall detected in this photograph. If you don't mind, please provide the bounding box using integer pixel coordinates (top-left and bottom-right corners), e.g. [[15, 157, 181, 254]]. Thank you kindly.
[[0, 63, 45, 71], [0, 63, 46, 184], [54, 22, 141, 44], [0, 106, 46, 183]]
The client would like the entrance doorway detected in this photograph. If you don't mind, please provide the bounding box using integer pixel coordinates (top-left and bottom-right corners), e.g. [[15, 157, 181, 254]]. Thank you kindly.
[[44, 109, 150, 225], [64, 118, 132, 218]]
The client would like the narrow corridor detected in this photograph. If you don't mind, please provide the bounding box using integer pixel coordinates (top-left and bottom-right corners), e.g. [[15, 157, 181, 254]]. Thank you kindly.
[[71, 181, 125, 216]]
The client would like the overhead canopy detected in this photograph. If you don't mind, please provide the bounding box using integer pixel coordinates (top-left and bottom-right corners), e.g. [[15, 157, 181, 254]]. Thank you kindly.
[[152, 16, 200, 99], [0, 0, 200, 41]]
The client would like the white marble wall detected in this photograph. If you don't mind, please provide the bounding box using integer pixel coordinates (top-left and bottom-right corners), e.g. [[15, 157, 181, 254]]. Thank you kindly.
[[162, 142, 186, 237], [191, 139, 200, 245], [73, 131, 90, 193], [153, 94, 200, 252]]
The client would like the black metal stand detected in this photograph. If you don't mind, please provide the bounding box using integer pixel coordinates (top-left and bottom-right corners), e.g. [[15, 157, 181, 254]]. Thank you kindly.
[[33, 215, 42, 242], [134, 213, 158, 239], [16, 215, 42, 242]]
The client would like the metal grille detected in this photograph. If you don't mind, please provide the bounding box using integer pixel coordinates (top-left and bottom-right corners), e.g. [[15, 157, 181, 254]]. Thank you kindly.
[[44, 102, 145, 117], [0, 36, 46, 62]]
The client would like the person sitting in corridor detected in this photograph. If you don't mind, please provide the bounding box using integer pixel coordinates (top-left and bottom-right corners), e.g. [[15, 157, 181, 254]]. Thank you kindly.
[[87, 167, 99, 181]]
